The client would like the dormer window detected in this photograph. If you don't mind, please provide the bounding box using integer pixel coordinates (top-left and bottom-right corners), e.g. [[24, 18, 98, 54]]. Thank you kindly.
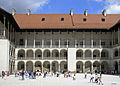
[[102, 18, 105, 22], [61, 18, 64, 21], [41, 18, 45, 21], [83, 18, 87, 22]]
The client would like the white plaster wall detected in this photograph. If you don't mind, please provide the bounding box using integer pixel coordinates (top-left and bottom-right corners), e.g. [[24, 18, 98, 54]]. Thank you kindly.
[[0, 39, 10, 73], [68, 48, 76, 72]]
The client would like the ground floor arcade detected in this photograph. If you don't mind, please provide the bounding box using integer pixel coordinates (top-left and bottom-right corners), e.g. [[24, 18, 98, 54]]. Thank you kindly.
[[14, 60, 120, 73]]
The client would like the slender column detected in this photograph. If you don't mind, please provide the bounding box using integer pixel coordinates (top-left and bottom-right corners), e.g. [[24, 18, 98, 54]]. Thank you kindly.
[[50, 63, 52, 72], [118, 27, 120, 44], [100, 64, 101, 72], [34, 50, 35, 59], [91, 31, 93, 48], [83, 51, 85, 59], [7, 22, 9, 40], [83, 32, 85, 48], [67, 39, 68, 48], [24, 62, 26, 71], [91, 63, 93, 72], [15, 61, 18, 71], [51, 39, 52, 48], [83, 62, 85, 73], [25, 50, 27, 59], [34, 31, 35, 48], [42, 39, 44, 48], [91, 51, 93, 60], [75, 40, 77, 48], [3, 16, 6, 37], [100, 40, 101, 48], [59, 38, 60, 48]]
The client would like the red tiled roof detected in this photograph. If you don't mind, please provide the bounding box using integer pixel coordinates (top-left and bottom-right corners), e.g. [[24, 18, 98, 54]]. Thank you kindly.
[[13, 14, 120, 29]]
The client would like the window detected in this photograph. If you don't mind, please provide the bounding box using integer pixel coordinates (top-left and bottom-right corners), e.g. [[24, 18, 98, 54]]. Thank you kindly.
[[101, 42, 105, 45], [83, 18, 87, 22], [38, 55, 41, 57], [93, 42, 96, 45], [19, 39, 24, 45], [101, 18, 105, 22], [64, 64, 67, 69], [77, 65, 80, 69], [80, 42, 83, 45], [41, 18, 45, 21], [61, 18, 64, 21]]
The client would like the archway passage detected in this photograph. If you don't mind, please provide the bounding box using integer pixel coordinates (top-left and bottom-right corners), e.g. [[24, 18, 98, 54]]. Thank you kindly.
[[43, 61, 50, 72], [114, 61, 118, 73], [26, 50, 34, 59], [76, 49, 83, 59], [18, 49, 25, 59], [35, 61, 42, 72], [85, 50, 92, 59], [93, 61, 100, 72], [52, 61, 59, 72], [76, 61, 83, 73], [93, 50, 100, 59], [85, 61, 92, 72], [26, 61, 33, 72], [35, 49, 42, 59], [101, 61, 109, 73], [18, 61, 24, 70], [60, 61, 67, 73]]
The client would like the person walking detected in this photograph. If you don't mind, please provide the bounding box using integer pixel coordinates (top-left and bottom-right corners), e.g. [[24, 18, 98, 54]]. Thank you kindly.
[[90, 73, 94, 83], [84, 72, 87, 78], [21, 70, 24, 80], [98, 73, 103, 85]]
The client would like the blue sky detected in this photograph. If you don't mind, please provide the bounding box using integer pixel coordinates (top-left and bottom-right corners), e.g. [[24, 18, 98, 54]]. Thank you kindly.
[[0, 0, 120, 14], [35, 0, 105, 14]]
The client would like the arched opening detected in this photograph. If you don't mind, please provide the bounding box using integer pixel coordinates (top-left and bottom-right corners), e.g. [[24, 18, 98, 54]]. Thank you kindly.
[[35, 61, 42, 72], [93, 61, 100, 72], [85, 61, 92, 72], [114, 61, 118, 73], [76, 61, 83, 73], [43, 61, 50, 72], [26, 61, 33, 72], [35, 49, 42, 59], [85, 50, 92, 59], [52, 61, 59, 72], [60, 49, 67, 59], [26, 50, 34, 59], [52, 49, 59, 59], [43, 50, 50, 59], [76, 49, 83, 59], [101, 49, 109, 59], [93, 50, 100, 59], [18, 61, 25, 70], [114, 49, 118, 57], [101, 61, 109, 73], [18, 49, 25, 59], [60, 61, 67, 73]]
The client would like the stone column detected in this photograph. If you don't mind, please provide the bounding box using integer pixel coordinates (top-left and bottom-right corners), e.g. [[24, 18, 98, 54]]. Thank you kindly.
[[42, 39, 44, 48], [51, 39, 52, 48], [3, 16, 6, 37], [118, 27, 120, 44], [7, 22, 9, 40], [24, 62, 26, 71], [42, 63, 43, 73], [91, 62, 93, 72], [34, 32, 35, 48], [25, 32, 27, 48], [83, 62, 85, 73], [50, 62, 52, 72], [59, 38, 60, 48], [14, 61, 18, 71]]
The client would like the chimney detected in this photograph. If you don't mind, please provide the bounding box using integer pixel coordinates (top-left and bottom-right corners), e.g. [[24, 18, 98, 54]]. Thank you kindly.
[[27, 9, 31, 16], [102, 9, 106, 16], [84, 9, 88, 16], [12, 8, 16, 16], [70, 9, 73, 16]]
